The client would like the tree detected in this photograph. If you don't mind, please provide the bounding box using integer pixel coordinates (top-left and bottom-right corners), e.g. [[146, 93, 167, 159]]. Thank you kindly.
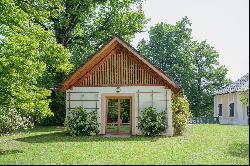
[[138, 17, 193, 91], [15, 0, 148, 70], [138, 17, 231, 116], [188, 41, 231, 116], [0, 0, 71, 121], [67, 0, 147, 69]]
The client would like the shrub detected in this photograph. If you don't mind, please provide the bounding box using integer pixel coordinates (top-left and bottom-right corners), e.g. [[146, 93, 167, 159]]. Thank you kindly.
[[139, 107, 166, 136], [38, 91, 66, 126], [38, 110, 65, 126], [0, 110, 14, 134], [64, 107, 99, 136], [0, 108, 33, 135], [172, 95, 191, 136]]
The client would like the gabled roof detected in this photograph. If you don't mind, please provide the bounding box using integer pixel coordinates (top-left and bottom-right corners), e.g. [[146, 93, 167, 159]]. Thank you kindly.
[[214, 73, 249, 95], [59, 36, 180, 92]]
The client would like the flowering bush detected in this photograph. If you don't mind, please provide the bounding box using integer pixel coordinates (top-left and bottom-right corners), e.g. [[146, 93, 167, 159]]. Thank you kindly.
[[172, 95, 191, 135], [0, 108, 33, 135], [64, 107, 99, 136], [139, 107, 166, 136]]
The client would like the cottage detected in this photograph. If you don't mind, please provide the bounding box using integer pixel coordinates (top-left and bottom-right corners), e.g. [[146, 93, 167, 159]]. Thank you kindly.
[[59, 36, 181, 136], [214, 73, 249, 125]]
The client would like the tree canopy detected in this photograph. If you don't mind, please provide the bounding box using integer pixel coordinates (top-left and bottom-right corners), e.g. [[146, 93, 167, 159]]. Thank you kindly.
[[16, 0, 148, 69], [0, 0, 71, 119], [138, 17, 231, 116]]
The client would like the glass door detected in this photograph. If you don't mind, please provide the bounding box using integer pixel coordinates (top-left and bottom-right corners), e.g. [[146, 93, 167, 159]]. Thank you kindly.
[[106, 97, 131, 135], [107, 98, 118, 134], [120, 98, 131, 134]]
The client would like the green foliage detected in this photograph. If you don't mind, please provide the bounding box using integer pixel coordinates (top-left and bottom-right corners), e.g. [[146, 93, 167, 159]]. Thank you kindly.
[[8, 0, 148, 77], [107, 99, 119, 122], [139, 107, 166, 136], [65, 0, 148, 69], [240, 92, 249, 107], [172, 95, 191, 136], [15, 0, 148, 70], [64, 107, 99, 136], [0, 108, 33, 135], [38, 110, 65, 126], [38, 92, 66, 126], [188, 41, 232, 116], [0, 0, 71, 125], [0, 110, 15, 135], [138, 17, 231, 116]]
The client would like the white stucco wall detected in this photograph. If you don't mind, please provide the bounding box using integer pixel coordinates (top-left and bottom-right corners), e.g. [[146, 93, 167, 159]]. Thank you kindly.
[[65, 86, 172, 135], [214, 92, 249, 125]]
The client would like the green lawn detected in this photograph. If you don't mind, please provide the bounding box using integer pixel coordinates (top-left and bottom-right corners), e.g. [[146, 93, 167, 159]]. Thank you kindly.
[[107, 124, 130, 134], [0, 125, 248, 165]]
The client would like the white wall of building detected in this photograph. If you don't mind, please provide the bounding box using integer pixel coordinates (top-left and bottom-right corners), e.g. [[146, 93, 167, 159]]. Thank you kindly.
[[66, 86, 173, 135], [215, 92, 248, 125]]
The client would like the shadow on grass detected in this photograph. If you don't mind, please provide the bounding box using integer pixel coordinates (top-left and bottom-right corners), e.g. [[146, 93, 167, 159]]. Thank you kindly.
[[228, 143, 249, 158], [18, 126, 65, 133], [0, 149, 23, 156], [15, 131, 162, 143]]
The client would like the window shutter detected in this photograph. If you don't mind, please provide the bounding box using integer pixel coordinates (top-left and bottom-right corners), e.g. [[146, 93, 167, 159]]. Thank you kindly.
[[229, 103, 234, 117], [218, 104, 222, 116]]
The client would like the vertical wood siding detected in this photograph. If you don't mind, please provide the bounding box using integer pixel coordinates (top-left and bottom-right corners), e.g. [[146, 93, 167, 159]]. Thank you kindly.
[[76, 46, 163, 87]]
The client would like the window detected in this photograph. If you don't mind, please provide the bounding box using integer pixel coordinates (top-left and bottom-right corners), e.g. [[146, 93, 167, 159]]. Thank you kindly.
[[229, 103, 234, 117], [218, 104, 222, 116]]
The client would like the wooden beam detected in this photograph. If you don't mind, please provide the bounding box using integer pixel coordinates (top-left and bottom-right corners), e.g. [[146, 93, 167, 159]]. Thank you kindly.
[[68, 91, 71, 112], [67, 107, 100, 110], [118, 96, 121, 134], [136, 91, 162, 94], [67, 100, 99, 101], [105, 97, 108, 135], [137, 90, 140, 119], [130, 96, 132, 135], [151, 90, 154, 107], [67, 91, 99, 94]]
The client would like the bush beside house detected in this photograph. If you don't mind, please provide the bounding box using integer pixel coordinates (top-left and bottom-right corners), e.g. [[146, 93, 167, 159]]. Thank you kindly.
[[64, 107, 99, 136], [138, 94, 190, 137], [139, 107, 167, 136], [172, 95, 191, 135]]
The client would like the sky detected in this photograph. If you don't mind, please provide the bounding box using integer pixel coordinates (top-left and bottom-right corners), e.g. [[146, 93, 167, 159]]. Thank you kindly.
[[132, 0, 249, 81]]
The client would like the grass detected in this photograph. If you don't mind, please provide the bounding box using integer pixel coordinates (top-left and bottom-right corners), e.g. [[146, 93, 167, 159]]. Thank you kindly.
[[107, 124, 130, 133], [0, 124, 249, 165]]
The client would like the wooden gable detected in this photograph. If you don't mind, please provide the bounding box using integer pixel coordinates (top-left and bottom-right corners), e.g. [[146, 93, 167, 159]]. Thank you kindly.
[[59, 36, 180, 92], [75, 44, 163, 87]]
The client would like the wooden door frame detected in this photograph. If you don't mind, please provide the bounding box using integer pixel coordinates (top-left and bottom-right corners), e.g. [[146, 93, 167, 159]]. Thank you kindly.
[[101, 93, 135, 135], [106, 96, 129, 135]]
